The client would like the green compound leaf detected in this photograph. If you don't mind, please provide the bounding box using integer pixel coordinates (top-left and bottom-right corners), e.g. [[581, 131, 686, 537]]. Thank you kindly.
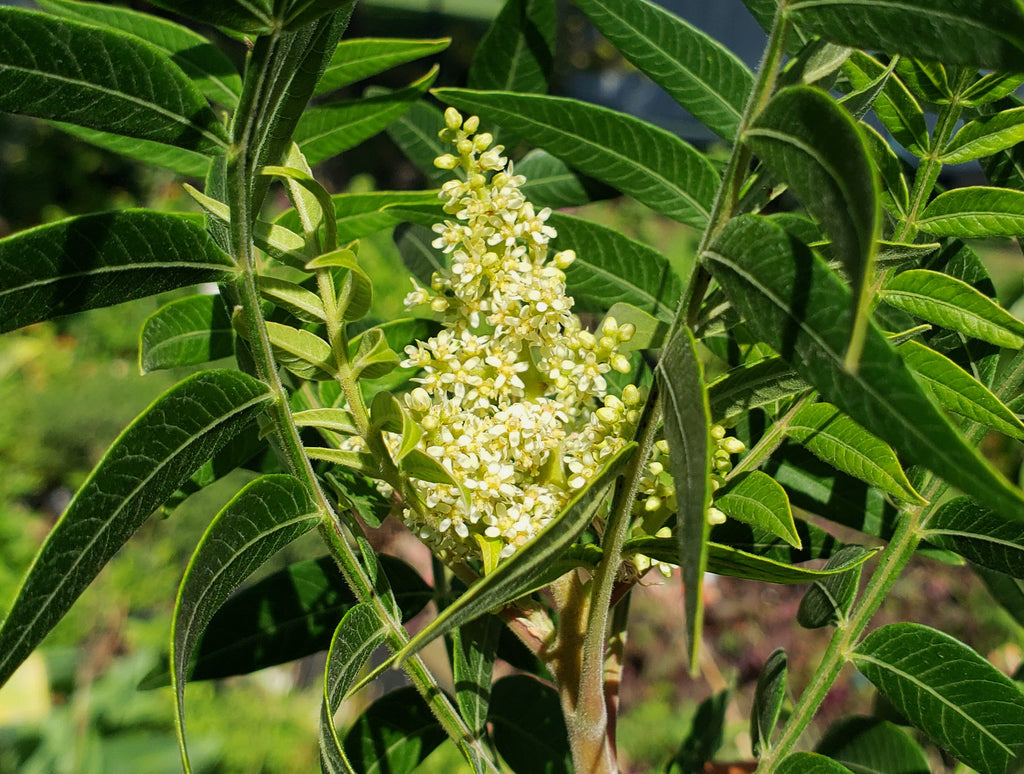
[[258, 276, 326, 324], [36, 0, 241, 107], [549, 212, 683, 322], [917, 186, 1024, 238], [797, 545, 868, 629], [716, 471, 800, 549], [706, 215, 1024, 526], [658, 327, 711, 673], [744, 85, 879, 366], [172, 474, 321, 771], [786, 402, 924, 505], [296, 67, 438, 165], [343, 687, 446, 774], [0, 7, 227, 152], [389, 442, 636, 668], [777, 752, 855, 774], [815, 716, 929, 774], [899, 340, 1024, 440], [708, 358, 809, 426], [843, 52, 928, 157], [452, 613, 502, 740], [468, 0, 556, 95], [880, 268, 1024, 349], [923, 496, 1024, 578], [264, 322, 337, 381], [0, 210, 235, 334], [751, 649, 787, 757], [316, 37, 449, 96], [787, 0, 1024, 71], [52, 122, 213, 177], [140, 293, 234, 373], [941, 107, 1024, 164], [490, 676, 572, 774], [852, 622, 1024, 774], [572, 0, 753, 141], [434, 88, 719, 228], [0, 370, 272, 689], [320, 604, 386, 774]]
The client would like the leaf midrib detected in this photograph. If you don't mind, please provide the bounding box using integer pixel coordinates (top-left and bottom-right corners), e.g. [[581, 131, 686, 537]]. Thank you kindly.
[[0, 260, 235, 299]]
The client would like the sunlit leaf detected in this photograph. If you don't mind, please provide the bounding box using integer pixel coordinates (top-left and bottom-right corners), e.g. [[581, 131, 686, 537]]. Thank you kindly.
[[751, 649, 787, 757], [917, 186, 1024, 238], [941, 107, 1024, 164], [923, 496, 1024, 578], [453, 614, 502, 739], [777, 752, 855, 774], [468, 0, 555, 95], [716, 471, 800, 549], [316, 37, 449, 96]]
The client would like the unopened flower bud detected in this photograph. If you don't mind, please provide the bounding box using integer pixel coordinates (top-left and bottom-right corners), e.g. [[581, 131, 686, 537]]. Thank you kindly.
[[707, 506, 727, 525], [463, 115, 480, 133], [622, 384, 641, 406], [434, 154, 459, 170], [710, 424, 726, 440], [596, 406, 619, 424], [406, 387, 431, 412], [457, 138, 474, 156], [611, 354, 632, 374], [554, 250, 576, 269], [602, 316, 619, 336], [444, 107, 462, 130], [721, 437, 745, 455]]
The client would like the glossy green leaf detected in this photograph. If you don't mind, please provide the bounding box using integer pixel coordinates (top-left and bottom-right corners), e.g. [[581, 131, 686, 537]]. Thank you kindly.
[[786, 402, 923, 504], [277, 190, 441, 243], [390, 443, 635, 667], [468, 0, 555, 95], [140, 293, 234, 373], [708, 358, 809, 425], [894, 58, 952, 104], [0, 370, 271, 688], [36, 0, 241, 107], [296, 67, 438, 165], [172, 475, 320, 769], [490, 676, 571, 774], [777, 752, 855, 774], [899, 339, 1024, 439], [923, 496, 1024, 578], [453, 614, 502, 739], [963, 72, 1024, 108], [745, 85, 879, 365], [658, 327, 710, 672], [787, 0, 1024, 71], [316, 37, 449, 96], [852, 622, 1024, 773], [573, 0, 753, 140], [815, 716, 929, 774], [145, 0, 274, 34], [666, 690, 730, 774], [52, 122, 212, 177], [706, 215, 1024, 525], [386, 99, 463, 189], [320, 604, 387, 774], [881, 268, 1024, 349], [843, 52, 927, 157], [917, 186, 1024, 238], [0, 7, 227, 152], [344, 687, 445, 774], [264, 321, 336, 381], [549, 212, 683, 321], [258, 276, 326, 323], [517, 149, 614, 210], [797, 545, 867, 629], [942, 107, 1024, 164], [751, 649, 787, 757], [717, 471, 800, 549], [625, 537, 877, 584], [434, 88, 719, 228], [0, 210, 234, 333]]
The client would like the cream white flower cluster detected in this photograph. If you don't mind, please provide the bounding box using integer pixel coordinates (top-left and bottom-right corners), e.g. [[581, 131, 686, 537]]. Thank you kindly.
[[394, 108, 641, 566]]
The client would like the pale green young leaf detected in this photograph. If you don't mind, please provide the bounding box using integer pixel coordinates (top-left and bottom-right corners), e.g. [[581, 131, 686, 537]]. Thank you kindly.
[[265, 321, 337, 381], [0, 370, 272, 689], [259, 163, 337, 251], [717, 472, 800, 549], [658, 327, 710, 672], [0, 210, 234, 334], [843, 52, 928, 157], [917, 186, 1024, 237], [852, 622, 1024, 774], [0, 8, 227, 152], [296, 67, 438, 165], [881, 268, 1024, 349], [389, 443, 635, 667], [706, 215, 1024, 524], [708, 358, 809, 426], [468, 0, 556, 94], [434, 88, 719, 228], [52, 122, 212, 177], [786, 402, 924, 504], [572, 0, 753, 140], [941, 108, 1024, 164], [751, 649, 787, 757], [258, 276, 327, 324], [788, 0, 1024, 71], [172, 475, 320, 770], [305, 447, 380, 477], [293, 408, 360, 437], [549, 212, 683, 321], [797, 545, 868, 629], [140, 293, 234, 373], [351, 328, 399, 381], [452, 614, 502, 739], [744, 85, 880, 367], [815, 717, 930, 774], [36, 0, 241, 107], [899, 340, 1024, 440], [923, 496, 1024, 578], [777, 752, 855, 774], [316, 38, 449, 96]]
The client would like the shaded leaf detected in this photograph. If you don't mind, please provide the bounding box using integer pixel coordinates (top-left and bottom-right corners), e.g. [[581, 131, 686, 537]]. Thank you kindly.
[[490, 676, 571, 774], [710, 518, 842, 565], [777, 752, 854, 774], [843, 52, 927, 156], [277, 190, 441, 243], [797, 545, 867, 629], [468, 0, 555, 95], [434, 88, 719, 228], [708, 358, 809, 426], [751, 649, 787, 757], [140, 293, 234, 373], [852, 622, 1024, 774], [815, 716, 930, 774], [975, 567, 1024, 630], [0, 210, 234, 333], [146, 0, 274, 35], [0, 370, 271, 688], [924, 496, 1024, 578], [344, 687, 445, 774], [517, 149, 615, 210], [717, 471, 800, 549], [316, 37, 449, 96], [453, 614, 502, 739], [386, 99, 463, 189], [394, 223, 444, 285], [52, 121, 212, 177], [666, 690, 729, 774]]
